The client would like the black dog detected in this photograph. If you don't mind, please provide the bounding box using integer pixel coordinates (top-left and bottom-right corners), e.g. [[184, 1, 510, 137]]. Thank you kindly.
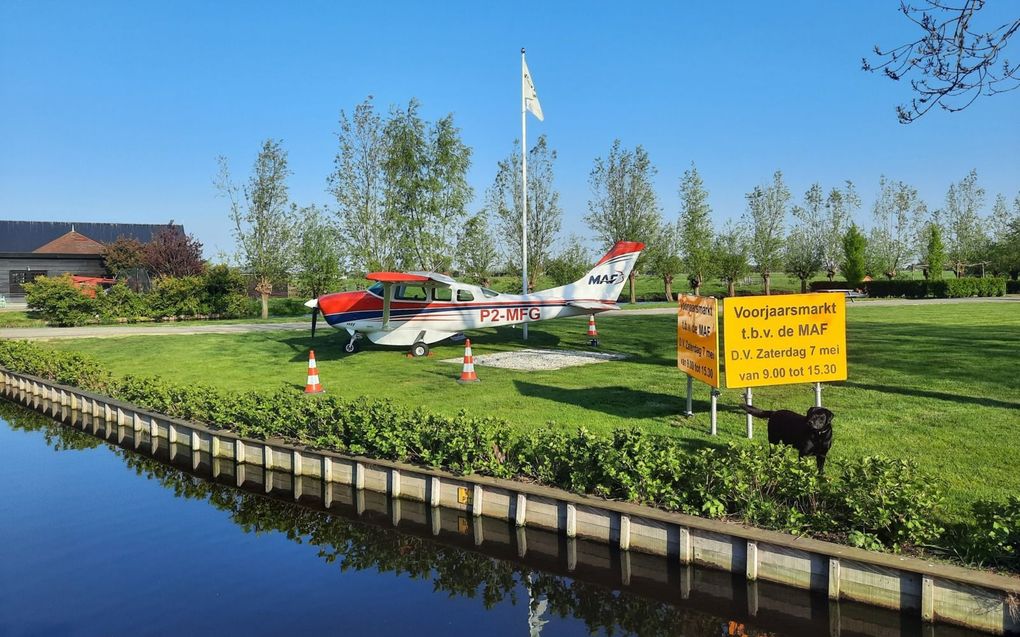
[[741, 405, 834, 473]]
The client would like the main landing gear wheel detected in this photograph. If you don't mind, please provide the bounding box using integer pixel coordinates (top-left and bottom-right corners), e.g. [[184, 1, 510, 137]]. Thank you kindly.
[[410, 342, 429, 358], [345, 339, 358, 353]]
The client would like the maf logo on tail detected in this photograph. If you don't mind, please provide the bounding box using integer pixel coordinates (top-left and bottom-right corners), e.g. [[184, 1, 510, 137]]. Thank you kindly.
[[588, 271, 625, 285]]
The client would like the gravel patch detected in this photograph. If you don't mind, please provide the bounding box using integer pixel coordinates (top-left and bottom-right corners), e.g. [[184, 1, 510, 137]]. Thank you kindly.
[[442, 348, 628, 371]]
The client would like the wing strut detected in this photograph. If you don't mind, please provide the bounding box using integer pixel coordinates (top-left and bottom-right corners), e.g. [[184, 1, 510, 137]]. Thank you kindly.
[[382, 282, 392, 330]]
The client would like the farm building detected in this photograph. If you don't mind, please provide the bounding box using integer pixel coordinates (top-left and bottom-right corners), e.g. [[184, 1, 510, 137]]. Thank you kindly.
[[0, 220, 183, 299]]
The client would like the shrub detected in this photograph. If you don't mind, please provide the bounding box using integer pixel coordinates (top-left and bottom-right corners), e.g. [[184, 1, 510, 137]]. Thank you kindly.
[[0, 339, 962, 561], [204, 265, 249, 318], [97, 282, 148, 320], [939, 277, 1005, 298], [864, 280, 931, 299], [23, 274, 99, 326], [148, 276, 209, 317], [956, 496, 1020, 570]]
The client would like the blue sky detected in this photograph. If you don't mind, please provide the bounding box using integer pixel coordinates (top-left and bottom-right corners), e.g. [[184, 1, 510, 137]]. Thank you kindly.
[[2, 1, 1018, 258]]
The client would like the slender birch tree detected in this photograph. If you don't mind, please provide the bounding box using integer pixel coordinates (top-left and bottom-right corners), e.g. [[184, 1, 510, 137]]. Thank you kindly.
[[486, 135, 561, 290], [217, 139, 296, 319], [677, 163, 713, 295], [786, 183, 825, 292], [329, 97, 390, 273], [744, 171, 789, 295], [585, 140, 662, 303], [869, 177, 927, 278], [821, 181, 861, 281]]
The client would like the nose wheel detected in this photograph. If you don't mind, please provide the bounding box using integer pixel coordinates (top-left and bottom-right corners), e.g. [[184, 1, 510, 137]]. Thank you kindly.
[[345, 340, 357, 353]]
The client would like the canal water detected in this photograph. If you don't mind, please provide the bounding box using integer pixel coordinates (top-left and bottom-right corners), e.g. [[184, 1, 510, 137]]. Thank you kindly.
[[0, 400, 989, 636]]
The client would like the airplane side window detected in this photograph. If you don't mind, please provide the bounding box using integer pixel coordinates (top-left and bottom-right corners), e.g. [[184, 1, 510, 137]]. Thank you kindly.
[[433, 288, 452, 302], [457, 290, 474, 302], [480, 288, 499, 298], [395, 285, 427, 301]]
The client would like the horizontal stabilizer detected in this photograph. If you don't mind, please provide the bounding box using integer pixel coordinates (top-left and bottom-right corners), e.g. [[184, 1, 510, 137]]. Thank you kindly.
[[566, 301, 619, 312]]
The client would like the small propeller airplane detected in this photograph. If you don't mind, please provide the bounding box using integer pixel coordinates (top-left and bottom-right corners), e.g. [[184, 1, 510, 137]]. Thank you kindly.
[[305, 240, 645, 356]]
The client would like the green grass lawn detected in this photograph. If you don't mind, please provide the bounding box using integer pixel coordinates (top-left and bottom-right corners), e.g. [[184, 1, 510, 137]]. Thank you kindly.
[[0, 311, 46, 328], [49, 302, 1019, 517]]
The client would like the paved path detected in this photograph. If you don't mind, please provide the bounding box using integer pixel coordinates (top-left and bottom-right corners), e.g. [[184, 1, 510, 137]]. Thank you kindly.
[[2, 296, 1016, 340]]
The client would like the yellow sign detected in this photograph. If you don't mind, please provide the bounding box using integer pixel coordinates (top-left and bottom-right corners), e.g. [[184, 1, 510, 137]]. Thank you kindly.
[[677, 294, 720, 387], [723, 293, 847, 388]]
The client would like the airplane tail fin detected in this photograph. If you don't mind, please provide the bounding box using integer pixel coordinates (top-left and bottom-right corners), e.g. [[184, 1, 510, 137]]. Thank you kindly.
[[537, 241, 645, 303]]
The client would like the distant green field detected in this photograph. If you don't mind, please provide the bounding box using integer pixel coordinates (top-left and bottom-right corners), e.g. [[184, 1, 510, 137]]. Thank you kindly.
[[48, 301, 1020, 516]]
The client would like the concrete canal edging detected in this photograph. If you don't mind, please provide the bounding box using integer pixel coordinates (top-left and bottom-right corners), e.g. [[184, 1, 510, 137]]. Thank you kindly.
[[2, 367, 1018, 635]]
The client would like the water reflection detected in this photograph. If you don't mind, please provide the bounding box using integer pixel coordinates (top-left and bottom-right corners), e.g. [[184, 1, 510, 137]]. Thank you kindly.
[[0, 398, 985, 637]]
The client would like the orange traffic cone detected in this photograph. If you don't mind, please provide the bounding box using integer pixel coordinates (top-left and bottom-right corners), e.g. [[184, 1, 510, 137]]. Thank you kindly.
[[304, 350, 324, 394], [457, 339, 480, 384], [587, 314, 599, 347]]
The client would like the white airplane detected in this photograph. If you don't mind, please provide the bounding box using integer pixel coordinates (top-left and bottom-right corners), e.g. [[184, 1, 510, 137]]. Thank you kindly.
[[304, 241, 645, 356]]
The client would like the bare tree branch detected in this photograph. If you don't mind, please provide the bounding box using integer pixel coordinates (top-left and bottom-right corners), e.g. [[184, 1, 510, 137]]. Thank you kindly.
[[863, 0, 1020, 123]]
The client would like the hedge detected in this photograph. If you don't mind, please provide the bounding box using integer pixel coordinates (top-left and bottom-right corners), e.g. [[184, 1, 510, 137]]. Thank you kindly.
[[12, 339, 1015, 565], [809, 278, 1007, 299], [22, 267, 305, 326]]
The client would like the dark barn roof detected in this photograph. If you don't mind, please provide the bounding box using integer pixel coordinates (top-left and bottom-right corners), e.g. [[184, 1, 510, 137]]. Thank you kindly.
[[0, 221, 184, 253]]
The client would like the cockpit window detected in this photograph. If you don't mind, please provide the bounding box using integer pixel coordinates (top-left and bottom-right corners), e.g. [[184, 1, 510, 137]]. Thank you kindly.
[[432, 287, 452, 302], [367, 282, 385, 297], [480, 288, 499, 298], [456, 289, 475, 302], [395, 285, 428, 301]]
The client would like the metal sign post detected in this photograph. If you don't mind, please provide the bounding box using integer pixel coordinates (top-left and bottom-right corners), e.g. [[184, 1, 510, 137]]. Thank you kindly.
[[814, 382, 822, 407], [684, 374, 694, 417], [745, 387, 753, 439], [710, 388, 720, 436]]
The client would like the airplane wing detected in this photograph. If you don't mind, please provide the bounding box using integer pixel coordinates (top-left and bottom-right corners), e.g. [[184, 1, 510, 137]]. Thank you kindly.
[[366, 271, 454, 287], [566, 301, 620, 312], [365, 272, 457, 331]]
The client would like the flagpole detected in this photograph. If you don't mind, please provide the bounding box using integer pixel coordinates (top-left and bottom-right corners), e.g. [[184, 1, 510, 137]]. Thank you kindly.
[[521, 47, 529, 341]]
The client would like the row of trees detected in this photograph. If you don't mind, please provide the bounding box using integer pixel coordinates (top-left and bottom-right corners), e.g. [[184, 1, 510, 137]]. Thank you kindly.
[[221, 97, 1020, 311]]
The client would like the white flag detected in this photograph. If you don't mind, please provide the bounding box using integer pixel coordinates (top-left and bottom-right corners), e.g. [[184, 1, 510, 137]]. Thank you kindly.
[[522, 58, 544, 121]]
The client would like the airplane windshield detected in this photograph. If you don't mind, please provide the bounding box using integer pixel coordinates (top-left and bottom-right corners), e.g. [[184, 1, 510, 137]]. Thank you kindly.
[[367, 282, 384, 297], [480, 288, 499, 298]]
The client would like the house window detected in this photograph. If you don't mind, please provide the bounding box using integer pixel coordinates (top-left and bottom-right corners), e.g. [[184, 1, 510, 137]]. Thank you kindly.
[[9, 270, 47, 294]]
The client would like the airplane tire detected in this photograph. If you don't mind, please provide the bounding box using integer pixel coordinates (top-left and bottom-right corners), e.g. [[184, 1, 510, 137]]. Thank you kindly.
[[410, 342, 429, 358], [345, 340, 357, 353]]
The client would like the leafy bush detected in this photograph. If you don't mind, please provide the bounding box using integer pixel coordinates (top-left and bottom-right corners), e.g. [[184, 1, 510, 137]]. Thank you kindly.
[[0, 339, 962, 561], [23, 274, 99, 326], [204, 265, 249, 317], [936, 277, 1006, 298], [97, 282, 148, 320], [954, 496, 1020, 570], [864, 280, 931, 299], [148, 276, 209, 317]]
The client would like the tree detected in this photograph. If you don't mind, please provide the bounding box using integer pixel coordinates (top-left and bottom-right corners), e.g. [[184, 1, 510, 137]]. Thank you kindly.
[[329, 97, 391, 273], [646, 220, 682, 301], [714, 222, 750, 297], [102, 236, 146, 277], [869, 177, 927, 278], [144, 222, 205, 278], [217, 139, 297, 319], [924, 222, 947, 279], [457, 211, 499, 285], [585, 140, 662, 303], [785, 183, 825, 293], [988, 194, 1020, 276], [863, 1, 1020, 123], [677, 163, 714, 295], [744, 171, 789, 295], [486, 135, 562, 290], [842, 224, 868, 288], [546, 236, 592, 287], [821, 181, 861, 281], [295, 204, 344, 298], [943, 169, 987, 276], [383, 99, 472, 272]]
